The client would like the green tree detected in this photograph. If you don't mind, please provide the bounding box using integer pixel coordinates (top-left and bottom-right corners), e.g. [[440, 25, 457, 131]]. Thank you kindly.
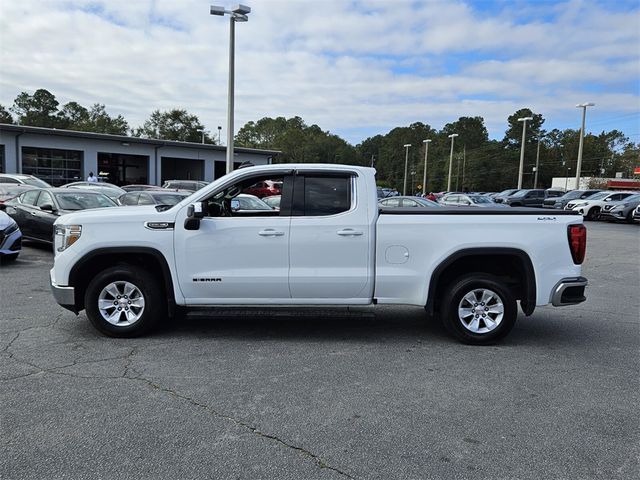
[[86, 104, 129, 135], [134, 109, 208, 142], [11, 89, 59, 127], [0, 104, 13, 124], [57, 101, 90, 130]]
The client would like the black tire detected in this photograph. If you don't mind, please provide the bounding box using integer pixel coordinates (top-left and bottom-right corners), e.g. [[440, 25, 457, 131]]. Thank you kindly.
[[626, 211, 634, 224], [440, 273, 517, 345], [585, 207, 600, 221], [0, 253, 19, 264], [84, 265, 166, 337]]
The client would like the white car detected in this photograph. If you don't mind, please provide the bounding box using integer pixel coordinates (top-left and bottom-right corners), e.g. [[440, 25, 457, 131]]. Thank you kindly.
[[566, 191, 636, 220]]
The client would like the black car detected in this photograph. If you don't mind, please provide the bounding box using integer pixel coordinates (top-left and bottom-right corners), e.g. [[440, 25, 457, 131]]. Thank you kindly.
[[493, 188, 521, 203], [6, 188, 117, 244], [543, 189, 601, 209], [503, 189, 546, 207], [117, 190, 191, 207]]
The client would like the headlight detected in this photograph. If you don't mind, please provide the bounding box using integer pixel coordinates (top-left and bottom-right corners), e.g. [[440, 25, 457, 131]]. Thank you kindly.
[[54, 225, 82, 252], [572, 202, 588, 208], [4, 220, 19, 235]]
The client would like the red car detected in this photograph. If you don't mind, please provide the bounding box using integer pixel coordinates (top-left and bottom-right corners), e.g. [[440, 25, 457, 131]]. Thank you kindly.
[[243, 180, 282, 198]]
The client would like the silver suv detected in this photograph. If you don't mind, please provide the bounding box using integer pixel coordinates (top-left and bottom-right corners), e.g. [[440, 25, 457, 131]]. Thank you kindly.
[[0, 173, 51, 188]]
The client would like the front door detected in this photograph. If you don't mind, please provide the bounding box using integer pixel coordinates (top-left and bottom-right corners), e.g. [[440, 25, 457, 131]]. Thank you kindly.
[[174, 173, 293, 304]]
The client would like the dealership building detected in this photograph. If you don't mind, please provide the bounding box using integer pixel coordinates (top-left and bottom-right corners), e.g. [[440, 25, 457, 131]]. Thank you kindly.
[[0, 124, 279, 186]]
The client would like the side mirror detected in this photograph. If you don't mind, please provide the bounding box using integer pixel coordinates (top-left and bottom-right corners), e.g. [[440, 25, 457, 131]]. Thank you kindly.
[[40, 203, 55, 212], [187, 202, 206, 218]]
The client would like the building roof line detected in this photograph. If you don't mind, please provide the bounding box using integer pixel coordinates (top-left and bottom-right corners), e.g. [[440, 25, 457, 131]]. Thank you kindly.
[[0, 123, 281, 156]]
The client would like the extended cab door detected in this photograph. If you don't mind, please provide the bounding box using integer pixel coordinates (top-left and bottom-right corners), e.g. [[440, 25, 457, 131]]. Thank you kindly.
[[174, 173, 293, 304], [288, 172, 373, 303]]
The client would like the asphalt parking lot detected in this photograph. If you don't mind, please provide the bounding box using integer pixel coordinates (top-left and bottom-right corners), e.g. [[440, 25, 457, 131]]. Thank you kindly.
[[1, 221, 638, 480]]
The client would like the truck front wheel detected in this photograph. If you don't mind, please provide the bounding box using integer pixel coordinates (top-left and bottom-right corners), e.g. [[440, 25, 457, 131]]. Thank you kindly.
[[441, 274, 517, 345], [84, 265, 166, 337]]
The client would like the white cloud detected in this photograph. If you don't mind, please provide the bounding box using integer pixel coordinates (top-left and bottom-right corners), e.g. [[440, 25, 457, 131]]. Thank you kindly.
[[0, 0, 638, 145]]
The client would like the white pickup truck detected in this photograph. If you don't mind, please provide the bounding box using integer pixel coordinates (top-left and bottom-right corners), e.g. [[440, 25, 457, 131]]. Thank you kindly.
[[50, 164, 588, 344]]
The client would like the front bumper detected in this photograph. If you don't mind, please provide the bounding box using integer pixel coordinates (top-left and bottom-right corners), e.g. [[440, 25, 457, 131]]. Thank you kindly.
[[50, 270, 77, 312], [551, 277, 588, 306]]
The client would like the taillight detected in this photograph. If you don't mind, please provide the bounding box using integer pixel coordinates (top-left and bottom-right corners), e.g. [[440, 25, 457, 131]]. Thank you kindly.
[[567, 224, 587, 264]]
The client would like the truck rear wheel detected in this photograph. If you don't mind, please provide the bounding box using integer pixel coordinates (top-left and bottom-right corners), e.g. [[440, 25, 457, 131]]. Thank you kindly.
[[441, 273, 517, 345], [84, 265, 166, 337]]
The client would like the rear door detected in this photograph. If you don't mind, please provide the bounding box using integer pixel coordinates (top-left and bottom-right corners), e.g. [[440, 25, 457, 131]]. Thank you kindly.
[[33, 191, 58, 242], [288, 172, 372, 302], [13, 190, 41, 238]]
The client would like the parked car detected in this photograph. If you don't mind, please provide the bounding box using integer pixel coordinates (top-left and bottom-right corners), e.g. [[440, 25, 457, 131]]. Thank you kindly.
[[493, 189, 520, 203], [545, 189, 565, 199], [7, 188, 117, 244], [379, 187, 400, 198], [566, 191, 637, 220], [439, 194, 507, 208], [599, 194, 640, 223], [543, 190, 601, 209], [230, 194, 274, 212], [61, 181, 125, 201], [379, 196, 440, 208], [121, 184, 165, 192], [117, 190, 191, 207], [242, 179, 282, 198], [262, 195, 282, 210], [0, 209, 22, 262], [162, 180, 209, 192], [503, 189, 546, 207], [0, 184, 37, 204], [0, 173, 52, 188]]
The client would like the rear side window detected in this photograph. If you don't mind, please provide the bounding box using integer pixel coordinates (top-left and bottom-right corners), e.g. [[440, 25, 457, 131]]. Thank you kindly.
[[302, 176, 351, 216], [120, 193, 139, 205]]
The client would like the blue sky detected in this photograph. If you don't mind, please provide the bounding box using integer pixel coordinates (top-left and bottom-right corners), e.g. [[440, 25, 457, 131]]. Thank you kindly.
[[0, 0, 638, 145]]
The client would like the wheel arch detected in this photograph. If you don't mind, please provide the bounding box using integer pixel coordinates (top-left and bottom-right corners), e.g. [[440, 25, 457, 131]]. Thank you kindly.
[[68, 247, 176, 314], [425, 247, 536, 317]]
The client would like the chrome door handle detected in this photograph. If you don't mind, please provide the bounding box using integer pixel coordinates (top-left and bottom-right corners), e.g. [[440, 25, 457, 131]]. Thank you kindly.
[[258, 229, 285, 237], [337, 229, 363, 236]]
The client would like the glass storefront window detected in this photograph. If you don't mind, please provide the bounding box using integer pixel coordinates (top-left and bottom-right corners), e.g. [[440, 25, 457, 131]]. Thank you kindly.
[[0, 145, 5, 173], [21, 147, 83, 186], [97, 152, 149, 186]]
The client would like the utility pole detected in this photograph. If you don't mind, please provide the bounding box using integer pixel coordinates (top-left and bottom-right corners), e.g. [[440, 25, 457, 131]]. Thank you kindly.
[[575, 102, 595, 189], [534, 134, 541, 188], [447, 134, 458, 191], [422, 139, 431, 195], [403, 144, 411, 195], [517, 116, 533, 189], [462, 144, 466, 191], [456, 152, 461, 191]]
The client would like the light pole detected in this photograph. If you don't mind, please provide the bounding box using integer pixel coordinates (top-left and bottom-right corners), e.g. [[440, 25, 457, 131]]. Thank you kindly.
[[422, 139, 431, 195], [517, 116, 533, 189], [210, 4, 251, 174], [217, 125, 222, 144], [197, 127, 205, 144], [575, 102, 595, 189], [403, 144, 411, 195], [447, 134, 458, 191]]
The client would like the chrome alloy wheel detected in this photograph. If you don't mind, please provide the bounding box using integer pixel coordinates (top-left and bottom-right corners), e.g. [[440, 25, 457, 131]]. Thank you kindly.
[[98, 281, 146, 326], [457, 288, 505, 334]]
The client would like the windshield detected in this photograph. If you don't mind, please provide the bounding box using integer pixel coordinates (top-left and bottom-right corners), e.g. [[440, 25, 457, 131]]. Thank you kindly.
[[560, 190, 583, 200], [23, 177, 52, 188], [469, 195, 492, 204], [498, 189, 518, 196], [586, 192, 609, 201], [150, 193, 189, 205], [55, 192, 116, 210], [511, 190, 529, 198], [623, 194, 640, 202]]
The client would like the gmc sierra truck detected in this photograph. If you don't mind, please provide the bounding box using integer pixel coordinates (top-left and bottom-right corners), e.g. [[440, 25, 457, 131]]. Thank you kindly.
[[50, 164, 588, 344]]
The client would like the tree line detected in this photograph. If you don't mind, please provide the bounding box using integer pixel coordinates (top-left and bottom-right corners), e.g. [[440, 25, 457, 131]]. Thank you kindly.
[[2, 89, 637, 192]]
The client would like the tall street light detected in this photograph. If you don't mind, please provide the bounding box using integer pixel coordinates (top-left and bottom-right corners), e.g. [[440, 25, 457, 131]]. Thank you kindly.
[[575, 102, 595, 189], [422, 139, 431, 195], [447, 134, 458, 191], [210, 4, 251, 174], [517, 116, 533, 189], [403, 144, 411, 195]]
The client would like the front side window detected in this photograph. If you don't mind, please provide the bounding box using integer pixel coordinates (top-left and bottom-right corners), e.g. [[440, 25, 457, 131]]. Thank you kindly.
[[36, 192, 53, 207], [302, 176, 351, 216], [204, 174, 286, 217], [21, 190, 40, 205]]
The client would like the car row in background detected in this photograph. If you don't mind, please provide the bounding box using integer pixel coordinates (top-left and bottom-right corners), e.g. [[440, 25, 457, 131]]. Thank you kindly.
[[565, 191, 638, 221], [379, 196, 440, 208]]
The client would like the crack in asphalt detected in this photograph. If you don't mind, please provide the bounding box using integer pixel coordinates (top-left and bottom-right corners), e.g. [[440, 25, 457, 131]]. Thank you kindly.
[[3, 345, 356, 479]]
